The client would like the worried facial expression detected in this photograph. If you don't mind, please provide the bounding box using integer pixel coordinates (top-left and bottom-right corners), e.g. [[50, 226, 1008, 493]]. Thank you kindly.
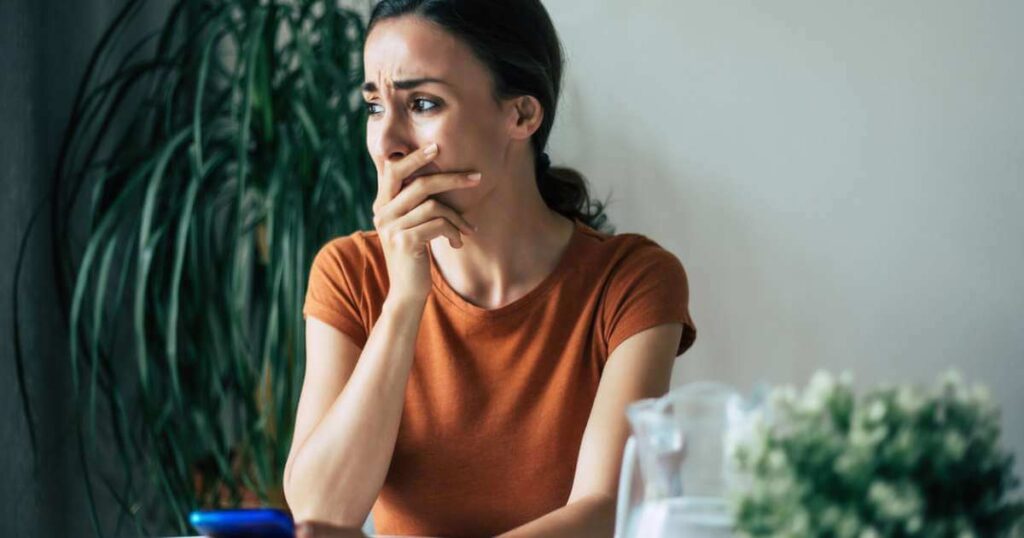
[[362, 16, 517, 211]]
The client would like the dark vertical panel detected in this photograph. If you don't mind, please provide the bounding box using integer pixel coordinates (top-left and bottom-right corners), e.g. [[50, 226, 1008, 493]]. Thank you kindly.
[[2, 0, 169, 535]]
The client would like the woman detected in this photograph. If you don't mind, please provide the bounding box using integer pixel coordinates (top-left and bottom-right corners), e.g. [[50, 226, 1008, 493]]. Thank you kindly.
[[283, 1, 697, 536]]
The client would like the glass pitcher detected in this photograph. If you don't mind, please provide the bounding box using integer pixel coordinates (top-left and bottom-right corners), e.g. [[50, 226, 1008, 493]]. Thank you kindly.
[[614, 381, 763, 538]]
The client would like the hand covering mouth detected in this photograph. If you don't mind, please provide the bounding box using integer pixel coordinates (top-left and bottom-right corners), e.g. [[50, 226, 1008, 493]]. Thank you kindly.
[[401, 163, 441, 189]]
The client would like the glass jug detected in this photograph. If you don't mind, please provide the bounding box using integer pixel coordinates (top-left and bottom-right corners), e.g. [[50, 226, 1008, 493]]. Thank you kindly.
[[614, 381, 764, 538]]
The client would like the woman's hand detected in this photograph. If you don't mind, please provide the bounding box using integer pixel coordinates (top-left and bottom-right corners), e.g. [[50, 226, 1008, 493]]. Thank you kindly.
[[371, 143, 481, 303]]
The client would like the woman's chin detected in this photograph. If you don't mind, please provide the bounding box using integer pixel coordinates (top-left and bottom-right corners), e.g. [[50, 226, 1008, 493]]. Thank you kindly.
[[432, 190, 474, 213]]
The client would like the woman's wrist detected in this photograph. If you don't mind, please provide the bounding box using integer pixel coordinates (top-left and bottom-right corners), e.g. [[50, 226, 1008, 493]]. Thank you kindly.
[[383, 290, 429, 316]]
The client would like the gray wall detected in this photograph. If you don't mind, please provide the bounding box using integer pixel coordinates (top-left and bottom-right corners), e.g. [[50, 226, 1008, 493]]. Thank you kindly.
[[547, 0, 1024, 480]]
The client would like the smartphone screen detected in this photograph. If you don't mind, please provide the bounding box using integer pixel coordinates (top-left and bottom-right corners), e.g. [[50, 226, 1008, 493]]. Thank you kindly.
[[189, 508, 295, 538]]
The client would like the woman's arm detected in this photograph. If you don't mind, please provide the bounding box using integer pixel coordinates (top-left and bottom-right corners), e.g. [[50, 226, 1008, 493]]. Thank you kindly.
[[497, 323, 684, 538], [285, 142, 477, 526], [283, 294, 427, 526], [496, 493, 616, 538]]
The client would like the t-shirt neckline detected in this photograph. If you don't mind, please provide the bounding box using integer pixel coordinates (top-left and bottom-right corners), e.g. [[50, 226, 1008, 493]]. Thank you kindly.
[[427, 218, 584, 318]]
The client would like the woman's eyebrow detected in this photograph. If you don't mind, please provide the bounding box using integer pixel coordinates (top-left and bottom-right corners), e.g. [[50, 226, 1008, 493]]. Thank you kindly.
[[362, 77, 451, 93]]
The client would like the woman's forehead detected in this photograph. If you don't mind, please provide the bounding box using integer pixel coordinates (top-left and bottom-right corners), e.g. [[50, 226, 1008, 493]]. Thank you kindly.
[[363, 17, 480, 89]]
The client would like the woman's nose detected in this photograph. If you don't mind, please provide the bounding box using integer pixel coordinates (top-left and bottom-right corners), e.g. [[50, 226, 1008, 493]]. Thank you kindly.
[[370, 110, 414, 166]]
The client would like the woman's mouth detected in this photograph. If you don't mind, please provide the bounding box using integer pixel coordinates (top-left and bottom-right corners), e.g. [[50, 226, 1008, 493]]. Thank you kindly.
[[401, 164, 440, 189]]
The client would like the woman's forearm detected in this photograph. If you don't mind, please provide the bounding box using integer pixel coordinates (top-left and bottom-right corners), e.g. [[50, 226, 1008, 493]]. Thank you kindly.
[[284, 294, 426, 526], [496, 494, 616, 538]]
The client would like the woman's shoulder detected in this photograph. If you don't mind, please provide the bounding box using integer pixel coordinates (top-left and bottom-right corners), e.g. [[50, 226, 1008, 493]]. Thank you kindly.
[[575, 223, 696, 356], [310, 228, 387, 287], [314, 228, 383, 263], [575, 221, 687, 273]]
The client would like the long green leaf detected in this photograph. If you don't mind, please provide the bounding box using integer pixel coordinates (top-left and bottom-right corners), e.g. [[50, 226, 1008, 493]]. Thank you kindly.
[[134, 128, 191, 391], [88, 236, 120, 444]]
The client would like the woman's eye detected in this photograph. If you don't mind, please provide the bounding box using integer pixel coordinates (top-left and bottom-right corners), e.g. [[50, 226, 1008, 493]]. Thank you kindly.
[[364, 98, 440, 117], [411, 98, 439, 113]]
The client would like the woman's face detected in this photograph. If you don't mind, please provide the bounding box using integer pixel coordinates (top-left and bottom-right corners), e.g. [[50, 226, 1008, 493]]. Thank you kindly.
[[362, 16, 516, 211]]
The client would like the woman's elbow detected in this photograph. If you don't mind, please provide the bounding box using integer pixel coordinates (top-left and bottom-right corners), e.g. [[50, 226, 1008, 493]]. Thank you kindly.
[[282, 453, 301, 505], [282, 468, 369, 528]]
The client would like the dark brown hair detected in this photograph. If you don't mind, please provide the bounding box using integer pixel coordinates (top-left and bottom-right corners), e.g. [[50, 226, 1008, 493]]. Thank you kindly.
[[367, 0, 613, 232]]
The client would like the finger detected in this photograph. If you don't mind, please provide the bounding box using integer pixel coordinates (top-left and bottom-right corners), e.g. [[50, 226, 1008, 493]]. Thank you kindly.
[[392, 199, 475, 237], [375, 143, 439, 207], [407, 217, 464, 250], [378, 172, 482, 222]]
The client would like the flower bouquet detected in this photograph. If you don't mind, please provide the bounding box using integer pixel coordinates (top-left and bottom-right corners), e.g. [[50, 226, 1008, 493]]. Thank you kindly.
[[733, 370, 1024, 537]]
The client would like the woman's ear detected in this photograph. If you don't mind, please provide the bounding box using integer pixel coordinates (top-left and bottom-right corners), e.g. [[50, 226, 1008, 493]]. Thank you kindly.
[[505, 95, 544, 141]]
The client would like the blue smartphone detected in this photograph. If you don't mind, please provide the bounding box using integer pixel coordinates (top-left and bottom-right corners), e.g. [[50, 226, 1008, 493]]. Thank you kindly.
[[189, 508, 295, 538]]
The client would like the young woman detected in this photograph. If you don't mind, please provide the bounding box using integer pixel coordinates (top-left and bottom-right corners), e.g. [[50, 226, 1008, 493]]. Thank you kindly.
[[283, 1, 697, 536]]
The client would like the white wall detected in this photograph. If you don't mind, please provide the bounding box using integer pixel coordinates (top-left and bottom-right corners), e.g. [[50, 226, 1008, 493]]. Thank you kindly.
[[546, 0, 1024, 476]]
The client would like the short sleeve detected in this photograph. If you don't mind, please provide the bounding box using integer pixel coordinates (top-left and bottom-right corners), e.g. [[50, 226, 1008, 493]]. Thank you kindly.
[[302, 238, 369, 347], [603, 245, 697, 358]]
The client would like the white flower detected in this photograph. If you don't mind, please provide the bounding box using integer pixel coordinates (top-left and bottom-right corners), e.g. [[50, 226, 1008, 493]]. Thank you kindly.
[[836, 511, 861, 538], [969, 383, 997, 416], [944, 431, 967, 459], [859, 528, 880, 538], [808, 370, 835, 394], [896, 386, 924, 414], [820, 506, 842, 527], [767, 449, 787, 470], [941, 369, 964, 388], [867, 399, 887, 422], [787, 509, 810, 534], [850, 415, 887, 448], [802, 370, 835, 412], [833, 452, 857, 476], [772, 385, 798, 408], [971, 383, 991, 403], [868, 480, 923, 521], [891, 429, 916, 461], [940, 369, 970, 402]]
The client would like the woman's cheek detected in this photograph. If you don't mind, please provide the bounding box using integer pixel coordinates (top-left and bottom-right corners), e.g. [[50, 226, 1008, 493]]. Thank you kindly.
[[365, 125, 384, 173], [416, 121, 450, 149]]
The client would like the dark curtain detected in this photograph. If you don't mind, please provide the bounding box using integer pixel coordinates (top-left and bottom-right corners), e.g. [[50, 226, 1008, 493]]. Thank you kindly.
[[1, 1, 168, 535]]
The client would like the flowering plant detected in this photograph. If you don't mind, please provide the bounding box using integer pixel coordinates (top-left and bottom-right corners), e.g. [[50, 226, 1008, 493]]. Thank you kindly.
[[733, 370, 1024, 537]]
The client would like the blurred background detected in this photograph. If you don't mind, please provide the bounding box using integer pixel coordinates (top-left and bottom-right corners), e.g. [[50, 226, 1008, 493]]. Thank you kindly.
[[3, 0, 1022, 536]]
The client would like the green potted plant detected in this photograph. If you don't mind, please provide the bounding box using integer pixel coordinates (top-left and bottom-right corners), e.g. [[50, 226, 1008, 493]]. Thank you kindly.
[[733, 370, 1024, 537], [13, 0, 375, 534]]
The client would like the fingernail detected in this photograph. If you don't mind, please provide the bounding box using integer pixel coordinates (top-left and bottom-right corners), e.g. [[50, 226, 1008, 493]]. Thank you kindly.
[[467, 173, 482, 181], [424, 143, 438, 156]]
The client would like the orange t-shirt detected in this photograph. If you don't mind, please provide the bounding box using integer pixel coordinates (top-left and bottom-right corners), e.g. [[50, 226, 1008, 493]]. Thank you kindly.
[[301, 218, 696, 537]]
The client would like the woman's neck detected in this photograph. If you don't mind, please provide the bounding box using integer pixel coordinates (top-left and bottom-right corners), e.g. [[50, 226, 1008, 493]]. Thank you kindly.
[[428, 168, 576, 311]]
